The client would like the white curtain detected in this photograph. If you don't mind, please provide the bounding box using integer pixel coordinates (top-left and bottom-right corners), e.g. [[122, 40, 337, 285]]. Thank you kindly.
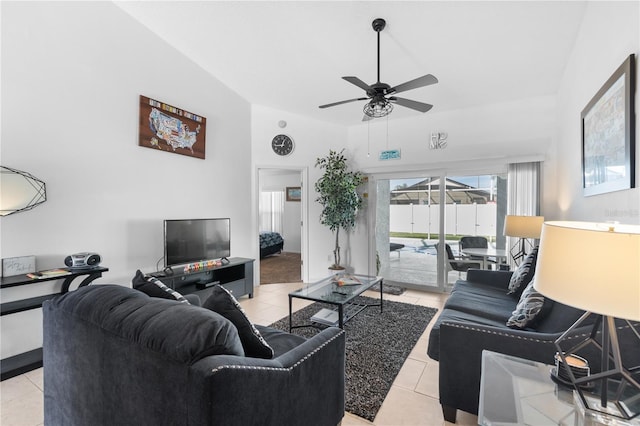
[[508, 162, 541, 216], [259, 191, 284, 234], [507, 162, 541, 267]]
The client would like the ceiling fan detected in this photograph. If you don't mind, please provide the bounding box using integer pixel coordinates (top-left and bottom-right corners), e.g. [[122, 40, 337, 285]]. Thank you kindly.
[[319, 18, 438, 121]]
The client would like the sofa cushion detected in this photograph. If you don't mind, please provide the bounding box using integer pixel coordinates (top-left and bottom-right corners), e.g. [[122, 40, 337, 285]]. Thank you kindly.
[[506, 278, 552, 329], [255, 325, 307, 358], [132, 270, 190, 304], [507, 247, 538, 298], [48, 285, 244, 364], [203, 285, 274, 359], [444, 281, 516, 322], [535, 300, 593, 333]]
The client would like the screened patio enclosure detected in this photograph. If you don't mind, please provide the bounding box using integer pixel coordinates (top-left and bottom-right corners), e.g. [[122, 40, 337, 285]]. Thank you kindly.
[[375, 174, 507, 291]]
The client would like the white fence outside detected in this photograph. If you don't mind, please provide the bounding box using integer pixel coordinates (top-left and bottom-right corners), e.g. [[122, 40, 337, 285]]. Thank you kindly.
[[390, 203, 497, 237]]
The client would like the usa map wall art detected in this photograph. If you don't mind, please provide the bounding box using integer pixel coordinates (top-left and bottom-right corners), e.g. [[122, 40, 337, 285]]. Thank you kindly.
[[139, 95, 207, 159]]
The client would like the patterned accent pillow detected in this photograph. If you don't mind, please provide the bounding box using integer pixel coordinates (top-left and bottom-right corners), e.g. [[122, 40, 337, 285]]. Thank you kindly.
[[507, 246, 538, 297], [507, 278, 550, 329], [131, 270, 190, 304], [203, 285, 274, 359]]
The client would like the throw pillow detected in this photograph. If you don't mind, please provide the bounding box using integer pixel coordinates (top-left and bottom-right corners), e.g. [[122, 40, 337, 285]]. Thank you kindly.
[[506, 278, 552, 329], [132, 269, 190, 304], [507, 246, 538, 297], [203, 285, 274, 359]]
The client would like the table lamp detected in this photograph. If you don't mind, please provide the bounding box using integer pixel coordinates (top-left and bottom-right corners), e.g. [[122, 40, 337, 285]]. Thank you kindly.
[[533, 221, 640, 422], [503, 215, 544, 263]]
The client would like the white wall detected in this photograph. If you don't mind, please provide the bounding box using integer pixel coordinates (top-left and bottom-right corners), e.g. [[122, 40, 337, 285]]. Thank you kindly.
[[545, 1, 639, 224], [1, 2, 253, 358]]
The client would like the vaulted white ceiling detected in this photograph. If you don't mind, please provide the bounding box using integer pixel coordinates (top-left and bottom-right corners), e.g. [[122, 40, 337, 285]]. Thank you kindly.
[[116, 1, 587, 126]]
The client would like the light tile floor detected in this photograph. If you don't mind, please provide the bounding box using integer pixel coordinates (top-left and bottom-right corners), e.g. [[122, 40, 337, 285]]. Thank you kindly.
[[0, 282, 478, 426]]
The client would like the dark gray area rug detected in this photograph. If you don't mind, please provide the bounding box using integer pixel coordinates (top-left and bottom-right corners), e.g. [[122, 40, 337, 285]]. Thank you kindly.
[[269, 296, 438, 422], [381, 283, 405, 295]]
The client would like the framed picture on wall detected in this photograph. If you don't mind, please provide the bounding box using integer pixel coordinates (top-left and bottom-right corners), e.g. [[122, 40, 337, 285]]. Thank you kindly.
[[139, 95, 207, 159], [581, 54, 635, 196], [286, 187, 301, 202]]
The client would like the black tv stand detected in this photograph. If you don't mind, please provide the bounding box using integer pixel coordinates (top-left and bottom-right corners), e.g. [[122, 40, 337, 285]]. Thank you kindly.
[[196, 280, 220, 289], [150, 257, 254, 300]]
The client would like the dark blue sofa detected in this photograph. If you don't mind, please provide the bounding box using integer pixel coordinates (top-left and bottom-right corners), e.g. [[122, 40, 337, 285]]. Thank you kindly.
[[43, 285, 345, 426], [427, 268, 640, 423]]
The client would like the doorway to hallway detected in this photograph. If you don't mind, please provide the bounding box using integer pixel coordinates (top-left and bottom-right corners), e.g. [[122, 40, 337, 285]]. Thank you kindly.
[[257, 168, 305, 284]]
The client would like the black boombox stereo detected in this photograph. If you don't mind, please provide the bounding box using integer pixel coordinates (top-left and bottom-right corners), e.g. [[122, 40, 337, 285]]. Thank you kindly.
[[64, 252, 102, 269]]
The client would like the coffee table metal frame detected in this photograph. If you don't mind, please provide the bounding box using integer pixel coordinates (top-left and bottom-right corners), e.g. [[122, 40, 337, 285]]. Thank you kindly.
[[288, 274, 383, 330]]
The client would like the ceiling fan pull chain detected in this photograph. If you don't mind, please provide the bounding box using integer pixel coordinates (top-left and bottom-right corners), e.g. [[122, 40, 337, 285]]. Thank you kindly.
[[386, 114, 389, 150], [367, 119, 371, 157]]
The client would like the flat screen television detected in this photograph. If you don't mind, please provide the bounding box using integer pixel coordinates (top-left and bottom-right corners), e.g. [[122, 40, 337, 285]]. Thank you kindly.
[[164, 218, 230, 268]]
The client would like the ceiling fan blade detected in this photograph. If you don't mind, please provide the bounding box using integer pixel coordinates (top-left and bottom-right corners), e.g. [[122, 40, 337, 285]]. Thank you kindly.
[[362, 114, 374, 122], [319, 97, 368, 109], [389, 97, 433, 113], [342, 76, 372, 92], [388, 74, 438, 95]]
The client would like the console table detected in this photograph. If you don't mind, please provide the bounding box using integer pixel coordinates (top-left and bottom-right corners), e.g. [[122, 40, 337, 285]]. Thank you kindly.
[[1, 266, 108, 380]]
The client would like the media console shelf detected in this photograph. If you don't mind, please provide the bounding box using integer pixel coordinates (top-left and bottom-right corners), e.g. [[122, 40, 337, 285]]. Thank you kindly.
[[1, 266, 109, 380], [151, 257, 254, 301]]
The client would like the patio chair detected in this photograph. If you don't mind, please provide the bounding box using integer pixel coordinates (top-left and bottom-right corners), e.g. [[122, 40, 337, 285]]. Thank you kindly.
[[389, 242, 405, 258], [436, 243, 481, 276], [459, 236, 496, 268]]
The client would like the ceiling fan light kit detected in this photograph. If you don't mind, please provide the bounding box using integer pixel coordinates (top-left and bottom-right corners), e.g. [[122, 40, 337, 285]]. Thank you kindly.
[[363, 99, 393, 118], [320, 18, 438, 120]]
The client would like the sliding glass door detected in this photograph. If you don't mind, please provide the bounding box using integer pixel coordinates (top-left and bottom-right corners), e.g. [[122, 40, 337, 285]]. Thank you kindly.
[[373, 171, 506, 291], [375, 175, 443, 291]]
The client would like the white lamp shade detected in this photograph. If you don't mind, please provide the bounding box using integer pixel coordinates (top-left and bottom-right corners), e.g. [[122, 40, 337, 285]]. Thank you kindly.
[[503, 215, 544, 238], [533, 221, 640, 321]]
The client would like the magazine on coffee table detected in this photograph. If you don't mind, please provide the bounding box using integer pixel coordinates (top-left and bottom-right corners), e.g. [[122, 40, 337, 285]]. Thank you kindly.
[[310, 308, 339, 326], [333, 275, 361, 286]]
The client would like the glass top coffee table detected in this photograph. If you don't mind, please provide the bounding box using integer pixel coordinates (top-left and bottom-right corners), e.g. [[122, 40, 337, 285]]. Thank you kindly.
[[288, 274, 383, 330]]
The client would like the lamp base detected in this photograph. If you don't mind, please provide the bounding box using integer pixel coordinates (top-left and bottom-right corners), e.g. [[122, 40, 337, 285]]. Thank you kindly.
[[574, 390, 640, 426], [555, 314, 640, 422]]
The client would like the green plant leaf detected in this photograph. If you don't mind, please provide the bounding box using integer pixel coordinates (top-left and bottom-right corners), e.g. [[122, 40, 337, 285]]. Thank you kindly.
[[315, 149, 365, 267]]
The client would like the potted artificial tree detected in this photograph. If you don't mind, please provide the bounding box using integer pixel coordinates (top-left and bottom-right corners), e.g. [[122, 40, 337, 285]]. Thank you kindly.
[[315, 149, 365, 271]]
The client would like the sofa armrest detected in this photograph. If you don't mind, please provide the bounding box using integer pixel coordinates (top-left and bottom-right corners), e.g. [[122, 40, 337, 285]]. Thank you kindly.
[[464, 269, 513, 290], [437, 321, 595, 418], [187, 327, 346, 426]]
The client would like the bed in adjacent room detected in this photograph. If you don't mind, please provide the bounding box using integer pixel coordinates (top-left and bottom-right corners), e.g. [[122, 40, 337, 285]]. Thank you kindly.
[[259, 231, 284, 258]]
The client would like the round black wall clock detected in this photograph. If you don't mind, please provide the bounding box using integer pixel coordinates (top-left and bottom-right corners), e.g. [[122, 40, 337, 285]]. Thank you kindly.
[[271, 134, 294, 156]]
